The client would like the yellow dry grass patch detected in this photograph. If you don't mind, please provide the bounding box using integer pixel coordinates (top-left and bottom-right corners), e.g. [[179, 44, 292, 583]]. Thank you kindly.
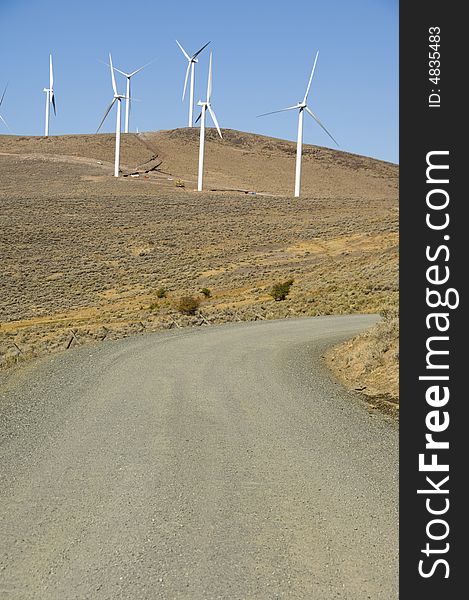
[[287, 232, 398, 256]]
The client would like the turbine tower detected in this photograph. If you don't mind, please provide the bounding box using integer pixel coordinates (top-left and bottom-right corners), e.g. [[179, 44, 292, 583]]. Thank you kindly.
[[258, 51, 338, 197], [0, 84, 11, 132], [43, 54, 56, 137], [176, 40, 210, 127], [196, 52, 222, 192], [97, 53, 126, 178], [113, 59, 154, 133]]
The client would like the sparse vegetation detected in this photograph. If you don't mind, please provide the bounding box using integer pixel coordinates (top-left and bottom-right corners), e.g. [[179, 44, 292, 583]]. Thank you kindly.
[[175, 179, 185, 188], [156, 287, 167, 299], [200, 287, 211, 298], [177, 295, 201, 315], [0, 131, 398, 386], [270, 279, 294, 301]]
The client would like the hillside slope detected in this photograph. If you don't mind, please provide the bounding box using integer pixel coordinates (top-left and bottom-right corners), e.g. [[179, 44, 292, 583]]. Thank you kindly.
[[0, 128, 397, 198], [0, 129, 398, 374]]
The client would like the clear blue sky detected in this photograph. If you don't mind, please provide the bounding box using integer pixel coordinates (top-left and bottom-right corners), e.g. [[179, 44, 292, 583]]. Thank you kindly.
[[1, 0, 398, 163]]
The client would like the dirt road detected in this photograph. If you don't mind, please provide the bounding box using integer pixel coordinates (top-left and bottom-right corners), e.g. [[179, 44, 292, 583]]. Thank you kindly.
[[0, 316, 397, 599]]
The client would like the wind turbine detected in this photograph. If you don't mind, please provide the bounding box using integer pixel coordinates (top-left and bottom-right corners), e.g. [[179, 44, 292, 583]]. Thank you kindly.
[[112, 59, 154, 133], [0, 84, 11, 132], [176, 40, 210, 127], [196, 52, 222, 192], [258, 51, 338, 197], [43, 54, 56, 137], [97, 53, 126, 178]]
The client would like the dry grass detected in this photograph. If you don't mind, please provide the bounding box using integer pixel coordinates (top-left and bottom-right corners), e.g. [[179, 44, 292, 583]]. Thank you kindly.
[[325, 311, 399, 412], [0, 130, 398, 381]]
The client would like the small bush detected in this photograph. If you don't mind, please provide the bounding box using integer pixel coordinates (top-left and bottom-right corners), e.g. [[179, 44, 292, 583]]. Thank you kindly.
[[156, 287, 167, 299], [177, 295, 201, 315], [175, 179, 185, 188], [270, 278, 294, 301], [200, 287, 211, 298], [149, 302, 159, 311]]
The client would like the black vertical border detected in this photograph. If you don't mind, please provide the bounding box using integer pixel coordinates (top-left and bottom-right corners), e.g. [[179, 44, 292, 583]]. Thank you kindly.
[[400, 2, 465, 597]]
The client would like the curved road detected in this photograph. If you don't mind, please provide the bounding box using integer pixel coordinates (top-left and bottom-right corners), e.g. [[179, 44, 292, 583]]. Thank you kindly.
[[0, 316, 397, 599]]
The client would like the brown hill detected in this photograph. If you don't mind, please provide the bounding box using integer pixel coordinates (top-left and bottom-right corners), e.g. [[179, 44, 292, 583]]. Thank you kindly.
[[0, 129, 398, 389], [0, 128, 397, 198]]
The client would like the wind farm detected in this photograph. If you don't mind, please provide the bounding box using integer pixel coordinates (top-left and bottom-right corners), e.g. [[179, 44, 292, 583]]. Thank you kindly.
[[2, 43, 349, 190], [0, 4, 400, 597], [0, 39, 398, 376]]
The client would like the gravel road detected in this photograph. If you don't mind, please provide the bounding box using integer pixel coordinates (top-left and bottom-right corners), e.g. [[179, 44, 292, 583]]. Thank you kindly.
[[0, 316, 397, 599]]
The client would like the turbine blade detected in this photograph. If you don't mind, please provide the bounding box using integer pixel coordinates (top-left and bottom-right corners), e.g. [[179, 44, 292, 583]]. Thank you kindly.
[[176, 40, 191, 61], [113, 66, 128, 77], [50, 54, 54, 90], [256, 105, 299, 117], [195, 111, 202, 124], [182, 61, 191, 101], [192, 41, 210, 60], [129, 58, 156, 78], [305, 106, 339, 146], [207, 104, 222, 138], [303, 50, 319, 103], [51, 92, 56, 116], [96, 97, 117, 133], [109, 53, 118, 96], [207, 52, 213, 103], [0, 113, 11, 131], [0, 83, 8, 108]]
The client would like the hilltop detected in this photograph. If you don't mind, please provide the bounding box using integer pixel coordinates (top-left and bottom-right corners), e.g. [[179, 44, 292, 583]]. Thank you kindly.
[[0, 129, 398, 401], [0, 128, 397, 198]]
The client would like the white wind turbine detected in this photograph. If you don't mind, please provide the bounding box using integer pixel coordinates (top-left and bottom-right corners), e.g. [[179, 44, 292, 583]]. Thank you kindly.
[[112, 59, 154, 133], [258, 51, 338, 197], [97, 53, 126, 177], [176, 40, 210, 127], [196, 52, 222, 192], [0, 84, 11, 132], [43, 54, 56, 137]]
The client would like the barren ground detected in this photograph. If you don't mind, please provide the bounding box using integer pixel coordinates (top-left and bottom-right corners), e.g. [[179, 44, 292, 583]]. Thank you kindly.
[[0, 129, 398, 399]]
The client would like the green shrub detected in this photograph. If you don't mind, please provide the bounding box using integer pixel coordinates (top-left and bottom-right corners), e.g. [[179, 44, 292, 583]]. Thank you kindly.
[[156, 287, 167, 299], [270, 278, 294, 301], [200, 287, 212, 298], [177, 295, 201, 315]]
